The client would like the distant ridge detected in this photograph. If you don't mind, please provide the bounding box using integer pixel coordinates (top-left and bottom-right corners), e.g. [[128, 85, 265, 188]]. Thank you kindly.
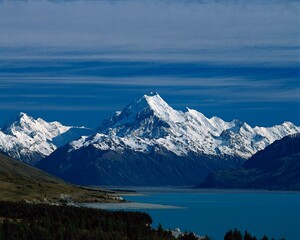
[[197, 134, 300, 190], [0, 112, 93, 165], [36, 94, 300, 186]]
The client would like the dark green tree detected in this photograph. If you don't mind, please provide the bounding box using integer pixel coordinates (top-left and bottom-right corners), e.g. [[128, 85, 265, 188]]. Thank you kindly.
[[261, 236, 269, 240], [179, 232, 198, 240], [225, 229, 242, 240]]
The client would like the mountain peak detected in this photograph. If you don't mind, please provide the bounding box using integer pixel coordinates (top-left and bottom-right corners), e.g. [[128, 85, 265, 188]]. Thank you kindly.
[[137, 93, 185, 123], [19, 112, 28, 117], [137, 92, 164, 106], [0, 112, 93, 164], [1, 112, 34, 133], [142, 93, 170, 110], [97, 93, 185, 137], [2, 112, 76, 141], [113, 93, 184, 123], [146, 91, 158, 97], [17, 112, 34, 122]]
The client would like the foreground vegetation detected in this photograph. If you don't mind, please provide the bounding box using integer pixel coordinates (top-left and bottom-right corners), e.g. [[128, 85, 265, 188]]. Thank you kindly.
[[0, 201, 172, 240], [0, 201, 284, 240], [224, 229, 285, 240]]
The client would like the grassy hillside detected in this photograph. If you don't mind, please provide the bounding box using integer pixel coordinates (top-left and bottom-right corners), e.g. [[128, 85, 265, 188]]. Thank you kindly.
[[0, 153, 118, 203]]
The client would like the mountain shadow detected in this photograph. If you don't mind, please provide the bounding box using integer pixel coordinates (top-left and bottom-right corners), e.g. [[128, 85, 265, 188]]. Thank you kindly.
[[197, 134, 300, 190]]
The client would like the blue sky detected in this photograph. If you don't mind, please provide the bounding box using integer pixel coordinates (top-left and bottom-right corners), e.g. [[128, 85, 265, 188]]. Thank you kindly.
[[0, 0, 299, 128]]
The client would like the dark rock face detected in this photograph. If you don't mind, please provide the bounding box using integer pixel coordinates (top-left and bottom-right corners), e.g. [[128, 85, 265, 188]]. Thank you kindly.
[[198, 134, 300, 190], [37, 144, 243, 186]]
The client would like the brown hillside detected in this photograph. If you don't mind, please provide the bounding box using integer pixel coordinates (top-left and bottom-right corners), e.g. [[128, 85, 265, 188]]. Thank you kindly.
[[0, 153, 117, 203]]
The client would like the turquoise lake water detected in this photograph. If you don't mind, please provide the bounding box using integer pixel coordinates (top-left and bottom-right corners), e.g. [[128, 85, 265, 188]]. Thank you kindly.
[[119, 189, 300, 240], [85, 188, 300, 239]]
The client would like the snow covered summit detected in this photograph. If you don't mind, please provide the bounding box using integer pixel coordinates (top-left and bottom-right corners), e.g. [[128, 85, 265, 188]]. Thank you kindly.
[[79, 93, 300, 159], [0, 113, 93, 164], [37, 93, 300, 186], [2, 94, 299, 167]]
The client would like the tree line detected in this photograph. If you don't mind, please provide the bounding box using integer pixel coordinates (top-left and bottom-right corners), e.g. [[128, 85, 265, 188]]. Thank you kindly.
[[224, 228, 285, 240], [0, 201, 283, 240], [0, 201, 170, 240]]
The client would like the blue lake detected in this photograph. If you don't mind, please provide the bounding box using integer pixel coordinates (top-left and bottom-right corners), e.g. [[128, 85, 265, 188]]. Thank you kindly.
[[91, 188, 300, 240]]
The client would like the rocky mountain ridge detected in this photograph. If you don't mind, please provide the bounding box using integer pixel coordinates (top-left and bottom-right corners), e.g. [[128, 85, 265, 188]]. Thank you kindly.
[[72, 93, 299, 159], [0, 112, 93, 164], [36, 93, 300, 186], [197, 133, 300, 190]]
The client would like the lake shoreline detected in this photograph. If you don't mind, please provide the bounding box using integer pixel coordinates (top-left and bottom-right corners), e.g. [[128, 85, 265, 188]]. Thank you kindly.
[[95, 186, 300, 195], [79, 202, 186, 210], [80, 187, 300, 240]]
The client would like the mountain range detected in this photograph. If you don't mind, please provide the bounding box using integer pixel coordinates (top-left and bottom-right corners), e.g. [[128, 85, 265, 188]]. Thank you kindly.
[[0, 113, 93, 165], [197, 133, 300, 190], [32, 93, 299, 186], [1, 93, 299, 186]]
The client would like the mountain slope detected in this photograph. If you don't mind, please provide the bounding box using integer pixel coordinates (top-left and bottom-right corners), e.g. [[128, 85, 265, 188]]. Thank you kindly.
[[197, 134, 300, 190], [37, 93, 300, 186], [0, 112, 93, 165], [0, 152, 118, 202], [97, 94, 299, 158], [36, 141, 242, 186]]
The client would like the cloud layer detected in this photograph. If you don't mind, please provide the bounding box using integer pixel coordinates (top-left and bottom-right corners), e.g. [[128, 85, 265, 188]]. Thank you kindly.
[[0, 0, 299, 64], [0, 0, 299, 127]]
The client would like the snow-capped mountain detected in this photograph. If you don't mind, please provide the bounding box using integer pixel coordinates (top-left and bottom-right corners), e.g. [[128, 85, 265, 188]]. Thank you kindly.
[[0, 112, 93, 164], [37, 93, 300, 186], [77, 93, 299, 159]]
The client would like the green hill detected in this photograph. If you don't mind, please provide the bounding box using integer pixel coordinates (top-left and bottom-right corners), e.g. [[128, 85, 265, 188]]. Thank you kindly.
[[0, 153, 117, 203]]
